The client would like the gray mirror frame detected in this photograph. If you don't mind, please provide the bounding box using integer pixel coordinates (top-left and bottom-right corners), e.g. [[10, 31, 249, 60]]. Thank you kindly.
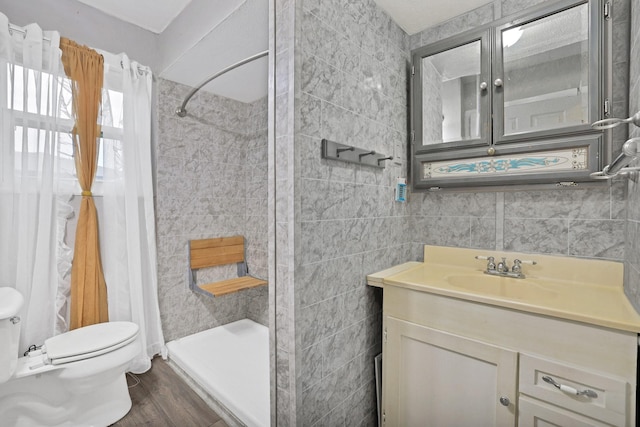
[[409, 0, 611, 190]]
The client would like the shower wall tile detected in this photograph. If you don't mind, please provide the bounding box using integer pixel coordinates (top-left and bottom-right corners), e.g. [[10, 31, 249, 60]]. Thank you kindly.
[[155, 78, 268, 340], [246, 286, 269, 326]]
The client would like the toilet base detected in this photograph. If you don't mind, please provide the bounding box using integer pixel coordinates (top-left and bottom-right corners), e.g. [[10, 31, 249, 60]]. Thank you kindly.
[[0, 371, 132, 427]]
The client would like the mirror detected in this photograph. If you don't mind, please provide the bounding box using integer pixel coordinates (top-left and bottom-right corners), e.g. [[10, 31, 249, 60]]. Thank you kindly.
[[422, 40, 482, 145], [501, 3, 590, 136]]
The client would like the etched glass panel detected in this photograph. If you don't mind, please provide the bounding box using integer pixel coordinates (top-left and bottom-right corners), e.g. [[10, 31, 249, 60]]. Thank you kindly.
[[422, 147, 589, 180]]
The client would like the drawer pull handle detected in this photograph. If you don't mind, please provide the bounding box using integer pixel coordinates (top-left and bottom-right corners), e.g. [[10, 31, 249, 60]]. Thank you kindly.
[[542, 376, 598, 398]]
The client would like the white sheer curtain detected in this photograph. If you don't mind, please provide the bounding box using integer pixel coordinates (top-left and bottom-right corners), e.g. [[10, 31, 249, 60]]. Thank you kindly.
[[0, 13, 165, 371], [98, 51, 165, 373], [0, 14, 75, 352]]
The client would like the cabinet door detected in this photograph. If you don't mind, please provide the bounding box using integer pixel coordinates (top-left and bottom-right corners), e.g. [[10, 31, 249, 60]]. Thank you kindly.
[[493, 0, 601, 144], [382, 316, 518, 427], [412, 29, 492, 154]]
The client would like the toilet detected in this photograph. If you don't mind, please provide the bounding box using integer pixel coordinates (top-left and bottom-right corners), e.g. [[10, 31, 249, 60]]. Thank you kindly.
[[0, 287, 141, 427]]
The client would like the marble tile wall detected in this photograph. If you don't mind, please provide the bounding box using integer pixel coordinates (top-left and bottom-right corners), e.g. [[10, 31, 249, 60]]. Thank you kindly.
[[625, 0, 640, 308], [409, 0, 629, 264], [273, 0, 413, 424], [273, 0, 297, 424], [155, 79, 268, 342], [245, 97, 269, 326]]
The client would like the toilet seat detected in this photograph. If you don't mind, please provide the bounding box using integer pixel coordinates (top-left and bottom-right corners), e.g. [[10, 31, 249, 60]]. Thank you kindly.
[[43, 321, 139, 365]]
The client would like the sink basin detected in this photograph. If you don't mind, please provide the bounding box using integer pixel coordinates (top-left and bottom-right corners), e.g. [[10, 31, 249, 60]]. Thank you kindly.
[[445, 274, 558, 300]]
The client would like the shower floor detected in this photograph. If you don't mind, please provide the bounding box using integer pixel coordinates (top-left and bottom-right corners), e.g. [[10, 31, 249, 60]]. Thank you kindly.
[[166, 319, 270, 427]]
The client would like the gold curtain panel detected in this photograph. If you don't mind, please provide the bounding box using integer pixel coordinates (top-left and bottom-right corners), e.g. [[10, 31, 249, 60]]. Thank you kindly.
[[60, 37, 109, 329]]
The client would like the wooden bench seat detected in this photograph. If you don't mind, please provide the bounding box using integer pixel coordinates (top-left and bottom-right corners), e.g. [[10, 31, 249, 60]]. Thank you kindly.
[[187, 236, 267, 297], [198, 276, 267, 297]]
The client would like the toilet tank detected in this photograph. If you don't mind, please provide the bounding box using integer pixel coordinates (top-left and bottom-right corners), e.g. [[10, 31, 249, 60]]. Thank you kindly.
[[0, 287, 24, 383]]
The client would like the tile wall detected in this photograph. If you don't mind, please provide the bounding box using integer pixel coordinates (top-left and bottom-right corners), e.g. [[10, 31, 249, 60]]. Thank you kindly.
[[154, 79, 268, 342], [273, 0, 296, 424], [274, 0, 413, 424], [625, 1, 640, 308]]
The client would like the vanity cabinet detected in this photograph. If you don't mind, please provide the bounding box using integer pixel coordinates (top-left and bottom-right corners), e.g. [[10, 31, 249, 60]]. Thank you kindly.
[[411, 0, 610, 189], [381, 285, 637, 427], [384, 317, 517, 426]]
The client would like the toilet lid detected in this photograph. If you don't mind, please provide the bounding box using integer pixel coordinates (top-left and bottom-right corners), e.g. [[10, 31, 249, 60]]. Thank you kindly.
[[44, 321, 139, 365]]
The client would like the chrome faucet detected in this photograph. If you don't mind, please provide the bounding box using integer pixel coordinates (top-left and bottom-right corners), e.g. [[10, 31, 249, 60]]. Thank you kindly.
[[475, 255, 537, 279], [496, 257, 509, 273]]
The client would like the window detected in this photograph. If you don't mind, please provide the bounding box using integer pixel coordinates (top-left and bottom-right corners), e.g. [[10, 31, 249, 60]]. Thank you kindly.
[[4, 63, 125, 193]]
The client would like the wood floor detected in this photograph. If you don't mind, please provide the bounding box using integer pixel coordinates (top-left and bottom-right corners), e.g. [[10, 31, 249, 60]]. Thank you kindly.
[[113, 358, 228, 427]]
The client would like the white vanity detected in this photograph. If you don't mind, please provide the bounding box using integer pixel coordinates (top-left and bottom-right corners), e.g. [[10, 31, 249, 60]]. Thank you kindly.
[[368, 246, 640, 426]]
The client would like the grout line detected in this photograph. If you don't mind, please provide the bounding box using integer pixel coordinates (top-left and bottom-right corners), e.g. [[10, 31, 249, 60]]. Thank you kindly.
[[495, 192, 504, 251]]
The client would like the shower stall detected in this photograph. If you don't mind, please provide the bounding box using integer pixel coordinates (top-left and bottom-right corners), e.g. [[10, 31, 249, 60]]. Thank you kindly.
[[154, 46, 270, 424]]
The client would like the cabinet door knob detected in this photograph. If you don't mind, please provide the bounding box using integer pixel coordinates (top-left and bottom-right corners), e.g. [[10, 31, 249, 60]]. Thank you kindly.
[[480, 81, 488, 91], [494, 78, 503, 87], [499, 396, 510, 406]]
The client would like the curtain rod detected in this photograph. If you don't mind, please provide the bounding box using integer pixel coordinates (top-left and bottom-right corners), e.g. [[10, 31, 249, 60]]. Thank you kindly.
[[8, 23, 51, 42], [176, 49, 268, 118], [8, 23, 150, 76]]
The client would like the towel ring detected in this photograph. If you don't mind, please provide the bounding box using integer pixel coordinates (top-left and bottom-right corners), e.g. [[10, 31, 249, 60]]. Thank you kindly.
[[591, 111, 640, 130]]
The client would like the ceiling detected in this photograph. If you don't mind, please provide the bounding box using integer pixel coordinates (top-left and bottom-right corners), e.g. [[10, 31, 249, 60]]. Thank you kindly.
[[76, 0, 192, 34], [73, 0, 492, 103], [373, 0, 493, 35]]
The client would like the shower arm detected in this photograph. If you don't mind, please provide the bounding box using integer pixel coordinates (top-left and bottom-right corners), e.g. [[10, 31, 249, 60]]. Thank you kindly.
[[175, 50, 269, 117]]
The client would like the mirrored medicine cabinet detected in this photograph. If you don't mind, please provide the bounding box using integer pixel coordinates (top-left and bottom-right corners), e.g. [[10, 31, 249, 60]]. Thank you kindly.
[[411, 0, 611, 190]]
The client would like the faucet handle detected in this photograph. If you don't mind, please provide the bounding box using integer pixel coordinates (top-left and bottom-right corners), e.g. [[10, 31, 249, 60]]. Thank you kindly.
[[512, 259, 536, 276], [475, 255, 496, 271]]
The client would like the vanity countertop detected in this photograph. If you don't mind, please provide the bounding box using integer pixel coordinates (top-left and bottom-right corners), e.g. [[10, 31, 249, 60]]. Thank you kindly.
[[369, 245, 640, 333]]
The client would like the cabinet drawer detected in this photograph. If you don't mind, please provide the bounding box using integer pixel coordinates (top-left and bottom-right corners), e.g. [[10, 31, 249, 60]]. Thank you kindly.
[[519, 396, 612, 427], [519, 354, 629, 426]]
